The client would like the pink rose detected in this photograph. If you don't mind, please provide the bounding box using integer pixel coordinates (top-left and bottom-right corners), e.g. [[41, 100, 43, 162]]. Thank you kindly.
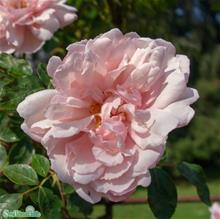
[[17, 29, 199, 203], [210, 203, 220, 219], [0, 0, 77, 54]]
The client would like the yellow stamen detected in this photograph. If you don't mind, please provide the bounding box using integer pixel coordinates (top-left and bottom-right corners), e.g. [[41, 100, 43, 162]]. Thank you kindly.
[[89, 103, 101, 115], [20, 0, 28, 8], [94, 115, 102, 128], [119, 112, 127, 121]]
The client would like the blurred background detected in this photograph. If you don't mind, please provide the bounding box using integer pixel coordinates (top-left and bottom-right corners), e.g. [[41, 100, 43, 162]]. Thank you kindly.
[[1, 0, 220, 218]]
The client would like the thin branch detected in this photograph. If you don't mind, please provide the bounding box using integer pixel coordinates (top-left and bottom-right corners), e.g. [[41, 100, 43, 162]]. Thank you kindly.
[[21, 173, 53, 196]]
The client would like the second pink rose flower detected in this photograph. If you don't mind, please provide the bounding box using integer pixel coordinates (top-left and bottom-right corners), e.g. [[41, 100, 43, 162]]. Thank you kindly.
[[0, 0, 77, 54]]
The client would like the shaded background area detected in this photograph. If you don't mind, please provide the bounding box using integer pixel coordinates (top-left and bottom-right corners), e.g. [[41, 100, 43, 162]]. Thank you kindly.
[[39, 0, 220, 173]]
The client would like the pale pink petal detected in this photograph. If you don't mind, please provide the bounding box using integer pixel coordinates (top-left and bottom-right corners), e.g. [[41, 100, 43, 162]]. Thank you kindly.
[[45, 116, 93, 138], [50, 144, 71, 183], [132, 149, 161, 176], [137, 173, 151, 187], [20, 122, 42, 142], [53, 4, 77, 27], [73, 167, 104, 185], [89, 37, 112, 61], [152, 55, 190, 108], [101, 159, 132, 180], [17, 28, 44, 54], [0, 37, 15, 53], [67, 135, 103, 174], [45, 103, 89, 121], [31, 9, 60, 41], [101, 28, 123, 41], [93, 176, 135, 194], [47, 56, 62, 77], [74, 185, 102, 204], [51, 154, 70, 183], [17, 89, 56, 118], [164, 88, 199, 127], [92, 146, 124, 167], [6, 24, 24, 47]]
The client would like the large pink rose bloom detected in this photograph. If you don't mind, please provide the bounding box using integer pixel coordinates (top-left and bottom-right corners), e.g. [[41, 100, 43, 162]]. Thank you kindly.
[[0, 0, 77, 54], [210, 203, 220, 219], [17, 29, 199, 203]]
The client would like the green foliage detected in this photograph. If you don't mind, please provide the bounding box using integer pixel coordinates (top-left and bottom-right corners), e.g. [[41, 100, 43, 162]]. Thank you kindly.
[[36, 63, 52, 89], [178, 162, 211, 206], [63, 183, 75, 195], [0, 54, 32, 76], [0, 144, 7, 171], [0, 189, 7, 196], [0, 54, 42, 111], [38, 187, 62, 219], [0, 112, 19, 143], [67, 192, 93, 218], [32, 154, 50, 177], [3, 164, 39, 186], [148, 168, 177, 219], [9, 139, 35, 164], [0, 193, 23, 216]]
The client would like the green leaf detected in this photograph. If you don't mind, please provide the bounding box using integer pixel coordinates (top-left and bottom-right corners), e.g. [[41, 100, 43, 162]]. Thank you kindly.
[[67, 192, 93, 218], [0, 54, 32, 76], [0, 55, 43, 112], [0, 193, 23, 215], [32, 154, 50, 177], [178, 162, 211, 206], [148, 168, 177, 219], [38, 187, 62, 219], [9, 140, 35, 164], [63, 183, 74, 195], [0, 114, 19, 143], [29, 190, 39, 205], [0, 189, 7, 196], [0, 128, 19, 143], [0, 144, 7, 171], [3, 164, 39, 186]]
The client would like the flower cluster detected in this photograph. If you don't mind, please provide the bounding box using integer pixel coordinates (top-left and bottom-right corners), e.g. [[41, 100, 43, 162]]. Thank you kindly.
[[0, 0, 77, 54]]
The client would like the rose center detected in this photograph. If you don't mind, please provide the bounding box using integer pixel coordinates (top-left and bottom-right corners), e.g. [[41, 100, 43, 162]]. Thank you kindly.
[[89, 103, 102, 128], [20, 0, 29, 8], [117, 111, 127, 121], [89, 103, 101, 115], [94, 115, 102, 128], [9, 0, 29, 9], [89, 101, 127, 128]]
